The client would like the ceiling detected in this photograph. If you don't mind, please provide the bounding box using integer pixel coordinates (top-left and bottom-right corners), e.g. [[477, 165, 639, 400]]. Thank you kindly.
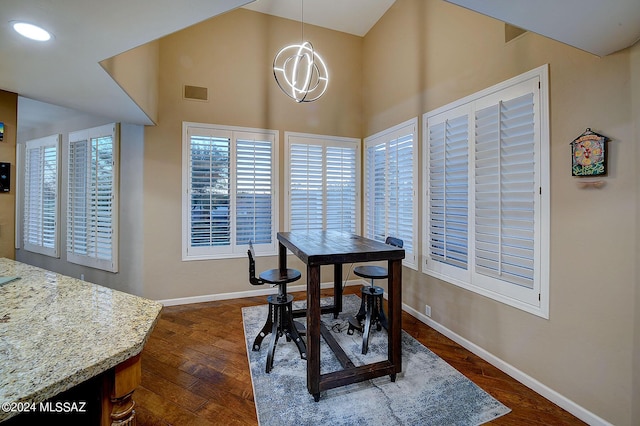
[[2, 0, 639, 135], [445, 0, 640, 57], [243, 0, 396, 37]]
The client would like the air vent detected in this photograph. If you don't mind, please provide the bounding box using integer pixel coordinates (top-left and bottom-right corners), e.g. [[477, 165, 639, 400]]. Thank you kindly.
[[183, 85, 208, 101]]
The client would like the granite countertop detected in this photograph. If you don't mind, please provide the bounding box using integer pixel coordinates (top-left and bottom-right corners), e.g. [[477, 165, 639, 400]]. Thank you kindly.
[[0, 258, 162, 421]]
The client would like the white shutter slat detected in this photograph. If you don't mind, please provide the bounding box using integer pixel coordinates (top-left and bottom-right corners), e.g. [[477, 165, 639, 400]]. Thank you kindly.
[[365, 122, 416, 267], [189, 135, 230, 247], [67, 124, 118, 271], [474, 93, 535, 289], [428, 114, 468, 270], [288, 139, 358, 233], [326, 145, 357, 232], [236, 138, 273, 245], [24, 136, 59, 257], [290, 143, 324, 231]]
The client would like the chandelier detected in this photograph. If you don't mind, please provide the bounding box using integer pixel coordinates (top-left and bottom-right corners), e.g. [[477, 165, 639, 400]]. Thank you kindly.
[[273, 1, 329, 103]]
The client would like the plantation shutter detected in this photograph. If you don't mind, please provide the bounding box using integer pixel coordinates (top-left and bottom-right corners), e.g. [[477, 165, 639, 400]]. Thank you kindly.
[[67, 123, 118, 272], [235, 136, 273, 245], [290, 143, 324, 231], [183, 123, 277, 259], [364, 121, 416, 267], [365, 143, 388, 242], [23, 135, 59, 257], [188, 132, 231, 251], [427, 113, 469, 270], [474, 92, 536, 288], [424, 66, 547, 316], [325, 146, 357, 231], [389, 134, 415, 254], [286, 135, 359, 233]]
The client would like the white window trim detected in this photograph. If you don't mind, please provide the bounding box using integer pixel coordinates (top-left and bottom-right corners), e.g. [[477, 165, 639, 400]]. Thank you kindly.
[[181, 122, 279, 260], [284, 132, 361, 234], [364, 117, 419, 270], [422, 64, 550, 318], [22, 134, 60, 258], [67, 123, 119, 273]]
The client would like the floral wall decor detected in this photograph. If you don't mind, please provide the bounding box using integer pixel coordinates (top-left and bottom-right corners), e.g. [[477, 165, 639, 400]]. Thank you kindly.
[[570, 128, 608, 177]]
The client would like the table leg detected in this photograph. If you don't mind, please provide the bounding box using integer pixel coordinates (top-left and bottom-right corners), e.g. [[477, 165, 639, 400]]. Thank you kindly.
[[279, 242, 287, 271], [307, 264, 321, 401], [388, 258, 402, 379], [100, 354, 141, 426], [333, 263, 343, 318]]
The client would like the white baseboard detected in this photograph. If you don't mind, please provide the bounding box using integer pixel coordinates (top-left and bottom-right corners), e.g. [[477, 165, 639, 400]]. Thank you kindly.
[[401, 302, 613, 426], [158, 279, 365, 307]]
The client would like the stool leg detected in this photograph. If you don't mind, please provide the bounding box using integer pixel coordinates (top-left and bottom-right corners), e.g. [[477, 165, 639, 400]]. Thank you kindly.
[[253, 303, 274, 351], [265, 305, 281, 374], [372, 296, 382, 331], [355, 287, 367, 322], [377, 295, 388, 330], [362, 294, 374, 355], [285, 302, 307, 360]]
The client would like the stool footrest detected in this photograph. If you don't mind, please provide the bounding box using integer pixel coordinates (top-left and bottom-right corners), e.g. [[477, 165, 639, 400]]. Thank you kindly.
[[347, 316, 363, 334]]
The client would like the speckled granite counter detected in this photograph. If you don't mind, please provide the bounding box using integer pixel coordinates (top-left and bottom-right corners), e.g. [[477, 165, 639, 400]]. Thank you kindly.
[[0, 258, 162, 422]]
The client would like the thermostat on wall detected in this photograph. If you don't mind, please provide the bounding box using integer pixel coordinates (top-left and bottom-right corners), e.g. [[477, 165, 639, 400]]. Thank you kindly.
[[0, 162, 10, 192]]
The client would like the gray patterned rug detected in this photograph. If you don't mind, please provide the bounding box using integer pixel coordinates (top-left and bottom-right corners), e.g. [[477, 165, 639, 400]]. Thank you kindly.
[[242, 294, 510, 425]]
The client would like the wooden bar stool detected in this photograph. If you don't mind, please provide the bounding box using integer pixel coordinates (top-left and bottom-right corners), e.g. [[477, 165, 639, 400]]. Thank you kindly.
[[348, 236, 403, 354], [247, 243, 306, 373]]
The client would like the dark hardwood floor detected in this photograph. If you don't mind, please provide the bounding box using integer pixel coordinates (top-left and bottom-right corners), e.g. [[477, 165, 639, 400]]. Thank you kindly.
[[135, 285, 585, 425]]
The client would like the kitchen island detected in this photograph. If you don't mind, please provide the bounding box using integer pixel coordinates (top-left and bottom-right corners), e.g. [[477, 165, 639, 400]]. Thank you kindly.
[[0, 258, 162, 425]]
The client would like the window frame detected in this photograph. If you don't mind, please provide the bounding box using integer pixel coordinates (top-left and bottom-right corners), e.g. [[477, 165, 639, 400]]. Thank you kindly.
[[363, 117, 419, 270], [422, 65, 550, 318], [22, 134, 61, 258], [284, 132, 361, 234], [67, 123, 119, 273], [181, 122, 279, 260]]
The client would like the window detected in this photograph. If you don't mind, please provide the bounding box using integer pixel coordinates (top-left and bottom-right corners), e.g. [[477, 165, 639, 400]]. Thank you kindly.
[[182, 122, 278, 259], [423, 65, 549, 317], [284, 133, 360, 233], [67, 123, 119, 272], [363, 118, 418, 269], [23, 134, 60, 257]]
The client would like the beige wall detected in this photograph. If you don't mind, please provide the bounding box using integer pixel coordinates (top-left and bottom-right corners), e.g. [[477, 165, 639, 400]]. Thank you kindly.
[[632, 40, 640, 426], [101, 41, 160, 124], [363, 1, 637, 424], [143, 9, 362, 300], [0, 90, 17, 259], [16, 116, 145, 297]]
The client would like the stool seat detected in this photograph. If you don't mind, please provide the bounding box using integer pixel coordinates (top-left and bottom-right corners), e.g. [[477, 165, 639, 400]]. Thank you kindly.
[[353, 265, 388, 280], [259, 268, 301, 285]]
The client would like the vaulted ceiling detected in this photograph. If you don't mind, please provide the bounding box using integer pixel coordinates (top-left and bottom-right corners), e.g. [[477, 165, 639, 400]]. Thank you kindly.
[[1, 0, 639, 132]]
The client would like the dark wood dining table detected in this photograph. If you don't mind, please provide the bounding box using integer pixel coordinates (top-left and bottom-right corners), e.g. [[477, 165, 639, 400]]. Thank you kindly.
[[277, 230, 405, 401]]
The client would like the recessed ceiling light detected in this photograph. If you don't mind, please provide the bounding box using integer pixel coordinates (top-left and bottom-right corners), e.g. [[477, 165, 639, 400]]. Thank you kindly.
[[12, 21, 52, 41]]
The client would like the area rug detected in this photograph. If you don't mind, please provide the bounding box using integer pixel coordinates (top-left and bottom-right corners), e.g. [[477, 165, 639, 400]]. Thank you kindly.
[[242, 294, 510, 425]]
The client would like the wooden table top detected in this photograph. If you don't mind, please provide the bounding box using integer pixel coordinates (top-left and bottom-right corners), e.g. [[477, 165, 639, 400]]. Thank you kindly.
[[277, 231, 405, 266]]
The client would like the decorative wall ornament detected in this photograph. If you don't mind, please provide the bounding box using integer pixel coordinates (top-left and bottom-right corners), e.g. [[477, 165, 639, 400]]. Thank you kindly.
[[272, 1, 329, 103], [570, 128, 608, 177]]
